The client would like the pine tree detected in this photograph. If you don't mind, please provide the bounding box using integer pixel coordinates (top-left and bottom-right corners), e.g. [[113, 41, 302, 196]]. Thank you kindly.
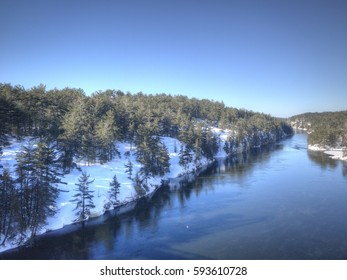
[[156, 141, 170, 176], [135, 124, 153, 185], [15, 142, 36, 237], [14, 140, 64, 242], [136, 133, 170, 183], [124, 159, 133, 179], [133, 172, 146, 197], [109, 174, 121, 205], [95, 110, 119, 163], [223, 140, 230, 155], [194, 137, 203, 163], [71, 171, 95, 222], [29, 141, 63, 241], [59, 96, 96, 168], [0, 167, 18, 245], [179, 145, 193, 170], [201, 129, 219, 160]]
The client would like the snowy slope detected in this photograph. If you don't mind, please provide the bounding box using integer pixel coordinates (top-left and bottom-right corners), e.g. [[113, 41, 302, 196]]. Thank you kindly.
[[0, 126, 292, 253], [308, 144, 347, 161], [47, 136, 214, 230], [0, 136, 215, 252]]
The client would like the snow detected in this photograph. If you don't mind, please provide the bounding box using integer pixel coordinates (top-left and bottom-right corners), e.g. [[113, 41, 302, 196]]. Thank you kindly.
[[308, 145, 347, 161], [210, 127, 230, 158], [308, 144, 326, 151], [323, 150, 347, 161], [0, 135, 215, 252], [0, 127, 288, 253]]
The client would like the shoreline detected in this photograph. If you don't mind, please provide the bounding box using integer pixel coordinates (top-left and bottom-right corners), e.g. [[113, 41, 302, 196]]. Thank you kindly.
[[0, 157, 215, 256], [0, 131, 291, 255], [0, 136, 215, 254], [308, 145, 347, 161]]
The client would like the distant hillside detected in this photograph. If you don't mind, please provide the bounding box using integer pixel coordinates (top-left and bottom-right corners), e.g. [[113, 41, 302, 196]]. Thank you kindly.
[[289, 111, 347, 148], [0, 83, 293, 163]]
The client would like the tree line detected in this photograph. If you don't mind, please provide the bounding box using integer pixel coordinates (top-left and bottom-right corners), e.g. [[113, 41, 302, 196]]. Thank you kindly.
[[0, 83, 292, 166], [290, 111, 347, 151], [0, 140, 63, 245], [0, 83, 293, 245]]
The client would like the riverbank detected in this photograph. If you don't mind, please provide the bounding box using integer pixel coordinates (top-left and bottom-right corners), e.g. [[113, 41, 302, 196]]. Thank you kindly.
[[308, 145, 347, 161], [0, 127, 291, 254], [7, 133, 347, 260], [0, 135, 212, 253]]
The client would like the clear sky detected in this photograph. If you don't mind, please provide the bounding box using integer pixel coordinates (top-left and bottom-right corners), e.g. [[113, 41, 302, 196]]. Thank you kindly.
[[1, 0, 346, 117]]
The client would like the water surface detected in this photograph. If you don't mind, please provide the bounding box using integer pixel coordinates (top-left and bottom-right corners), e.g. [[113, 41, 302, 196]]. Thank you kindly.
[[2, 133, 347, 259]]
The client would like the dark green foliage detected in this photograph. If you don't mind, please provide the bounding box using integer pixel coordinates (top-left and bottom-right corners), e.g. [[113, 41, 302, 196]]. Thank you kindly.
[[1, 83, 293, 176], [15, 142, 37, 236], [1, 83, 291, 166], [70, 171, 95, 222], [133, 172, 147, 197], [0, 84, 32, 137], [223, 136, 236, 155], [2, 139, 66, 244], [135, 123, 170, 183], [96, 110, 119, 163], [201, 129, 219, 160], [179, 145, 193, 170], [14, 140, 63, 242], [0, 82, 293, 244], [31, 142, 62, 208], [290, 111, 347, 148], [0, 168, 17, 245], [280, 122, 294, 136], [29, 141, 62, 240], [109, 174, 121, 204], [1, 83, 293, 180], [59, 96, 97, 167], [124, 159, 133, 179]]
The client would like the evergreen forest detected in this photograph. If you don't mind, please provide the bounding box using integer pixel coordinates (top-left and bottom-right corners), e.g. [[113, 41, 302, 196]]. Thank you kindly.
[[0, 83, 293, 245], [290, 111, 347, 151]]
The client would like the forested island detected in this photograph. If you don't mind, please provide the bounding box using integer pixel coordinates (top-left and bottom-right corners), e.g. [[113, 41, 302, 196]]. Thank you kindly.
[[290, 111, 347, 159], [0, 83, 292, 251]]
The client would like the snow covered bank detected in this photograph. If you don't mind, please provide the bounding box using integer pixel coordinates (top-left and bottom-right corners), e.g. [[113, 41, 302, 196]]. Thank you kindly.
[[0, 136, 212, 253], [308, 145, 347, 161], [0, 127, 290, 253], [324, 150, 347, 161]]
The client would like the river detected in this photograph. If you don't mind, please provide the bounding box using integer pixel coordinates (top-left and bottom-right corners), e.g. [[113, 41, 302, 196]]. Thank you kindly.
[[1, 133, 347, 260]]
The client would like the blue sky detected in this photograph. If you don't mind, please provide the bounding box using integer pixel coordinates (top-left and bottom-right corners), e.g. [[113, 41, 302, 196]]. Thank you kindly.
[[1, 0, 346, 117]]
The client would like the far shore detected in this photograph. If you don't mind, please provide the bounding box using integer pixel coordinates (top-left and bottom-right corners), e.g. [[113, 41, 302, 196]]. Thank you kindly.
[[308, 145, 347, 161]]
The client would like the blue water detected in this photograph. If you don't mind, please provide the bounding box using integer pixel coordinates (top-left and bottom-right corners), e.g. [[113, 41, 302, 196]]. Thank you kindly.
[[2, 133, 347, 259]]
